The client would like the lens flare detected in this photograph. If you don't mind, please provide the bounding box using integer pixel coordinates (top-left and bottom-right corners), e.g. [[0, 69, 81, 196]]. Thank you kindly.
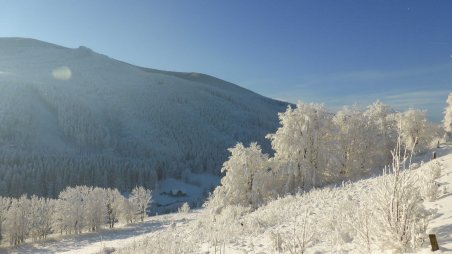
[[52, 66, 72, 80]]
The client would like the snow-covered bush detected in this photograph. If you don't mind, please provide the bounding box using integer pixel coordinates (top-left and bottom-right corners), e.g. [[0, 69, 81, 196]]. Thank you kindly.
[[318, 192, 359, 252], [371, 138, 428, 252], [419, 161, 442, 202], [200, 204, 251, 248], [270, 231, 284, 252], [115, 233, 198, 254], [178, 202, 190, 214], [280, 210, 316, 254], [350, 200, 374, 254], [209, 205, 251, 230]]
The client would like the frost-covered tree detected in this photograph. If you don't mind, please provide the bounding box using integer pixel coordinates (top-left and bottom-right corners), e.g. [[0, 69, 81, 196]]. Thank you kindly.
[[444, 93, 452, 139], [427, 122, 445, 149], [29, 196, 54, 241], [120, 198, 136, 224], [210, 143, 270, 208], [396, 109, 432, 152], [85, 187, 107, 231], [364, 100, 397, 162], [129, 186, 152, 222], [4, 195, 29, 245], [267, 103, 334, 192], [208, 100, 443, 213], [105, 188, 124, 228], [0, 185, 161, 246], [333, 106, 381, 179], [0, 197, 11, 241], [54, 186, 90, 234]]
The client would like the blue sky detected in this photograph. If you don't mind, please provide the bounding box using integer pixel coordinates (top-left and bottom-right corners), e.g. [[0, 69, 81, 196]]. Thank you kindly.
[[1, 0, 451, 121]]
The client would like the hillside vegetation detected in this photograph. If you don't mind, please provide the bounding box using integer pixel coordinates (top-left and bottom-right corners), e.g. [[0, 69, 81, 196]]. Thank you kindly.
[[0, 38, 287, 197]]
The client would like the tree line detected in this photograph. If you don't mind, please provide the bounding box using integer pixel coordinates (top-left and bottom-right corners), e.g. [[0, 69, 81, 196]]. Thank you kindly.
[[0, 155, 157, 198], [208, 100, 445, 209], [0, 186, 151, 246]]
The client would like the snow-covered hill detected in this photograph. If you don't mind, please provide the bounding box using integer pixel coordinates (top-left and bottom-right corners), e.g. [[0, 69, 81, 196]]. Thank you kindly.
[[4, 144, 452, 254], [0, 38, 287, 197]]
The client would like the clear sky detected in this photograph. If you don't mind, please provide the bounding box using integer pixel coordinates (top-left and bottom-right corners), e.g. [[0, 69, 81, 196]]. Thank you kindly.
[[1, 0, 451, 121]]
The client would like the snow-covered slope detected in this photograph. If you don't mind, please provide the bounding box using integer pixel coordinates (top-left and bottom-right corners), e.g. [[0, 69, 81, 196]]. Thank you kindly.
[[4, 145, 452, 254], [0, 37, 287, 197]]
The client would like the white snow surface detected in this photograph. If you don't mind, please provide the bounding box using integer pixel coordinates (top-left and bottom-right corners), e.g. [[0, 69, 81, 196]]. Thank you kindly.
[[2, 145, 452, 253], [416, 148, 452, 253]]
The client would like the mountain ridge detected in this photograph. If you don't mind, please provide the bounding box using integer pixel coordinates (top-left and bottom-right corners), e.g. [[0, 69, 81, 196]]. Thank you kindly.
[[0, 37, 288, 197]]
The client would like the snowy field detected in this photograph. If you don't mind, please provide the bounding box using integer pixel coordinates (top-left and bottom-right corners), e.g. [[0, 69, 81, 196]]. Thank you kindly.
[[1, 144, 451, 254]]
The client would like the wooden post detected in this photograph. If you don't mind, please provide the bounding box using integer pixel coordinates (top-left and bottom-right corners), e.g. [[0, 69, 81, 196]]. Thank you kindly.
[[429, 234, 439, 251], [432, 151, 437, 160]]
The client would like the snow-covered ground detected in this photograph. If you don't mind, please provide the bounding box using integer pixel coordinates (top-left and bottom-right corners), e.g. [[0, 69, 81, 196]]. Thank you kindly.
[[153, 172, 219, 214], [2, 144, 452, 254], [0, 213, 194, 254], [417, 145, 452, 253]]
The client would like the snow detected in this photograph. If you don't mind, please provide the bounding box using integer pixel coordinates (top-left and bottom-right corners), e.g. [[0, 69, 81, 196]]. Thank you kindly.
[[0, 213, 190, 254], [0, 37, 450, 253], [154, 172, 219, 213], [415, 145, 452, 253], [2, 144, 452, 253], [0, 37, 286, 197]]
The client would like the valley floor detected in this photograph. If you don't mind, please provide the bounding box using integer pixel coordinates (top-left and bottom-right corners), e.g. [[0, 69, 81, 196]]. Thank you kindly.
[[1, 145, 452, 254]]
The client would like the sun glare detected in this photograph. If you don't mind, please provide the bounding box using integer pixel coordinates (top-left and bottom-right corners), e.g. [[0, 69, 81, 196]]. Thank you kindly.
[[52, 66, 72, 80]]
